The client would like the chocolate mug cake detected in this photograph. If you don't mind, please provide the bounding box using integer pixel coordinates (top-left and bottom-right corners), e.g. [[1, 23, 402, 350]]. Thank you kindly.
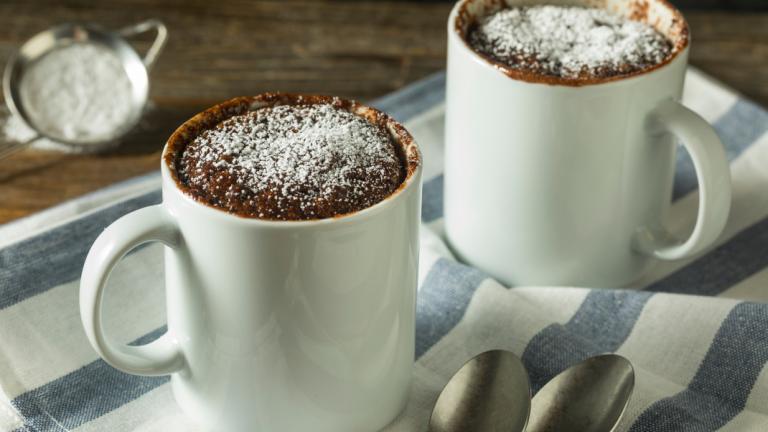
[[168, 95, 415, 221], [466, 5, 680, 81]]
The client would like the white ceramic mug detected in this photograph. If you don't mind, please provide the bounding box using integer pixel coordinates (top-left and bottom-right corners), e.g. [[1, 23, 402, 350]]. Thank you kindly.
[[444, 0, 731, 287], [80, 95, 422, 431]]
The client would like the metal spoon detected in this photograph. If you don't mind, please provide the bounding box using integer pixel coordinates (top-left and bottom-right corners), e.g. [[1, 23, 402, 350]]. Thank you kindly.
[[528, 354, 635, 432], [429, 350, 531, 432]]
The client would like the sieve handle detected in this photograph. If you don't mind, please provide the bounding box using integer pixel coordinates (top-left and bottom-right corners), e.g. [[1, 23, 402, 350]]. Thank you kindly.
[[0, 135, 38, 160], [118, 19, 168, 71]]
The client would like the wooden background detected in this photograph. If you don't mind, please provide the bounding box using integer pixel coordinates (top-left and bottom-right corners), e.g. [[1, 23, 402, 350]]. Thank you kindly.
[[0, 0, 766, 224]]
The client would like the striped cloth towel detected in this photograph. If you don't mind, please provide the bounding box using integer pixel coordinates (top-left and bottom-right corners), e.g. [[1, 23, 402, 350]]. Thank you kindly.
[[1, 69, 767, 431]]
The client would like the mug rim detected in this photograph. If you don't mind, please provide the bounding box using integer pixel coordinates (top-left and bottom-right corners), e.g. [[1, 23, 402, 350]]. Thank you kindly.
[[449, 0, 690, 87], [161, 93, 422, 227]]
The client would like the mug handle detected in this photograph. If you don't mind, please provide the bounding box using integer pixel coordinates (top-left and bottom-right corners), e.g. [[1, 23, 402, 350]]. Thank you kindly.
[[118, 19, 168, 70], [633, 99, 731, 260], [80, 205, 186, 376]]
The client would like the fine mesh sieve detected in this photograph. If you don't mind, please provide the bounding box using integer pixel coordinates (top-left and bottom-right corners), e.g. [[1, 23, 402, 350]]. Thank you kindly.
[[0, 19, 167, 159]]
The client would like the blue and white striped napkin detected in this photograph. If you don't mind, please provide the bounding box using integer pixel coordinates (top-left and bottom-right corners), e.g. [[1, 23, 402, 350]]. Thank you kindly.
[[1, 69, 767, 431]]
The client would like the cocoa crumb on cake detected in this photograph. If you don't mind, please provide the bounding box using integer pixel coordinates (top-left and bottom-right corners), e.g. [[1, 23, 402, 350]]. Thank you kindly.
[[174, 102, 406, 221]]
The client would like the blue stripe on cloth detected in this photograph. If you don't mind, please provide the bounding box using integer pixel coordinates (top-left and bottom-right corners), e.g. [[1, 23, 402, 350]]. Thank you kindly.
[[522, 290, 653, 393], [11, 328, 168, 432], [673, 99, 768, 199], [416, 258, 487, 358], [0, 190, 162, 311], [421, 175, 444, 223], [645, 215, 768, 295], [629, 302, 768, 431], [372, 72, 446, 124]]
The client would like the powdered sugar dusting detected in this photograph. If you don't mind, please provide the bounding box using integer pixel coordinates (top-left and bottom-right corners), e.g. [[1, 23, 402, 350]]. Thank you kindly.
[[178, 103, 404, 220], [1, 112, 115, 153], [19, 42, 134, 141], [468, 6, 673, 79]]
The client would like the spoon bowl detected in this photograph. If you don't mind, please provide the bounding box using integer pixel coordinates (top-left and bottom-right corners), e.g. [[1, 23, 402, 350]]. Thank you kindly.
[[429, 350, 531, 432], [528, 354, 635, 432]]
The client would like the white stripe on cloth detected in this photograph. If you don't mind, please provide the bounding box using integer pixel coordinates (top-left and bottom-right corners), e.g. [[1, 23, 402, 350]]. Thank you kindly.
[[615, 368, 688, 431], [682, 69, 739, 121], [720, 268, 768, 303], [72, 385, 196, 432], [718, 366, 768, 431], [0, 173, 161, 250], [0, 246, 166, 398], [615, 294, 739, 427], [402, 104, 445, 182], [0, 396, 21, 432], [417, 225, 453, 287]]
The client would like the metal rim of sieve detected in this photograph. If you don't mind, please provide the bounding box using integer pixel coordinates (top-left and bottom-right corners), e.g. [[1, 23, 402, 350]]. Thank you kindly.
[[2, 19, 167, 150]]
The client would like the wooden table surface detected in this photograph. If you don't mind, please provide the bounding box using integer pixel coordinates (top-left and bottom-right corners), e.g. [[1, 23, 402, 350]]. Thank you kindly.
[[0, 0, 766, 225]]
